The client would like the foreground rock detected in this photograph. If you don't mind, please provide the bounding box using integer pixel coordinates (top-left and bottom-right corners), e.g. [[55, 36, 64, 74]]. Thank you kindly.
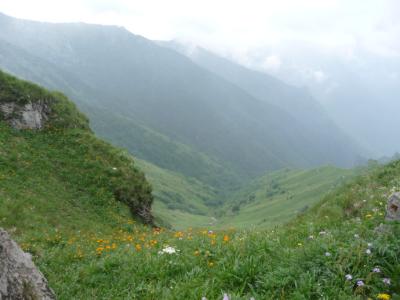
[[0, 228, 56, 299]]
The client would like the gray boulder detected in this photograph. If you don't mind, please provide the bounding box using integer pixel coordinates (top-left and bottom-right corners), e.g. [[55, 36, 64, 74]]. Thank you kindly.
[[0, 101, 50, 130], [386, 192, 400, 221], [0, 228, 56, 299]]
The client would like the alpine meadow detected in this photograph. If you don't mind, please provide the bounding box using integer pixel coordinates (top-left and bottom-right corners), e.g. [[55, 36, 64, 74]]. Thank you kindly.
[[0, 3, 399, 300]]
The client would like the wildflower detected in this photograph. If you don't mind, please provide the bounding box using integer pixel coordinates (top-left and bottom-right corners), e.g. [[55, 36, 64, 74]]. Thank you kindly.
[[308, 235, 314, 240], [377, 293, 391, 300], [345, 274, 353, 281], [194, 250, 200, 256], [382, 278, 391, 285], [223, 235, 230, 242], [208, 230, 214, 234], [365, 214, 373, 218], [202, 297, 208, 300], [356, 280, 365, 287], [367, 243, 373, 248], [297, 243, 302, 247], [223, 293, 230, 300], [325, 252, 331, 257], [112, 167, 117, 171], [208, 262, 214, 267], [319, 231, 327, 235], [354, 234, 360, 239], [174, 231, 184, 239], [365, 249, 372, 255], [135, 244, 142, 251], [159, 246, 178, 254], [372, 267, 381, 273]]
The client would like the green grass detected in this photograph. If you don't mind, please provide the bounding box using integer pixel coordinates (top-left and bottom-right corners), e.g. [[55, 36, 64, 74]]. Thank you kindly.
[[219, 166, 357, 228], [1, 70, 399, 299], [2, 148, 399, 299]]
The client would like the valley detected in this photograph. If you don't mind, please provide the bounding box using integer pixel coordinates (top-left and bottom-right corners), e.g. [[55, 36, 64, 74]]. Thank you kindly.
[[0, 10, 399, 300]]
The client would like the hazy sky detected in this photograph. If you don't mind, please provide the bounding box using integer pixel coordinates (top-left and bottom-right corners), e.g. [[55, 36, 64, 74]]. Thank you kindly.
[[1, 0, 399, 62]]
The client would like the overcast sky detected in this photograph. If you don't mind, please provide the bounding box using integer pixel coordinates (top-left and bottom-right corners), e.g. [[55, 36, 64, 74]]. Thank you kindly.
[[1, 0, 399, 62]]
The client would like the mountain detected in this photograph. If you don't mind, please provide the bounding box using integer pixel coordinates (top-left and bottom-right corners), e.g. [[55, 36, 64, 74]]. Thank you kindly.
[[161, 42, 367, 164], [1, 72, 398, 297], [0, 69, 154, 224], [0, 12, 363, 186]]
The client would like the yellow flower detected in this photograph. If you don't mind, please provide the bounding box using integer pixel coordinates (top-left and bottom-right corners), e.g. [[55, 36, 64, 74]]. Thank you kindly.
[[366, 214, 373, 218], [297, 243, 302, 247], [208, 262, 214, 267], [223, 235, 230, 242], [194, 250, 200, 256], [377, 293, 391, 300], [174, 231, 184, 238], [135, 244, 142, 251]]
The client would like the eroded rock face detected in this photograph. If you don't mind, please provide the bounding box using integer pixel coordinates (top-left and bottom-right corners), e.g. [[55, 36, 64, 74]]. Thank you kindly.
[[0, 101, 50, 129], [0, 228, 56, 299]]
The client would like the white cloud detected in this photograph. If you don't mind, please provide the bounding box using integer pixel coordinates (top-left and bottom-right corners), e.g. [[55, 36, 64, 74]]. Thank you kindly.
[[262, 55, 282, 72], [313, 71, 327, 83]]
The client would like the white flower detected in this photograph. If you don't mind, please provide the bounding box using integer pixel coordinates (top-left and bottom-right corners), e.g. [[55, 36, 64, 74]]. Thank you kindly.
[[372, 267, 381, 273], [354, 234, 360, 239], [325, 252, 331, 257], [112, 167, 118, 171], [356, 280, 364, 287], [319, 231, 327, 235], [365, 249, 372, 255], [159, 246, 179, 255], [383, 278, 391, 285], [202, 297, 208, 300], [223, 293, 230, 300], [308, 235, 314, 240], [367, 243, 373, 248], [345, 274, 353, 281]]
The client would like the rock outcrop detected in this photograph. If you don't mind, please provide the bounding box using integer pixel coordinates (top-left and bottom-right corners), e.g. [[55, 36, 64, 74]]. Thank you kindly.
[[386, 192, 400, 221], [0, 228, 56, 299], [0, 101, 50, 129]]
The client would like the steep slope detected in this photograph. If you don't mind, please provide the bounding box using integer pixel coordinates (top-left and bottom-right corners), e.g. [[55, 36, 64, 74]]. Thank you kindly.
[[163, 42, 366, 165], [0, 12, 362, 181], [0, 34, 240, 190], [0, 70, 154, 225]]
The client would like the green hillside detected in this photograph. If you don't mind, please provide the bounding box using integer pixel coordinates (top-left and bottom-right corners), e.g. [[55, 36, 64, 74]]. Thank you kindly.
[[220, 166, 357, 228], [135, 158, 218, 228], [1, 70, 399, 299], [0, 70, 154, 230]]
